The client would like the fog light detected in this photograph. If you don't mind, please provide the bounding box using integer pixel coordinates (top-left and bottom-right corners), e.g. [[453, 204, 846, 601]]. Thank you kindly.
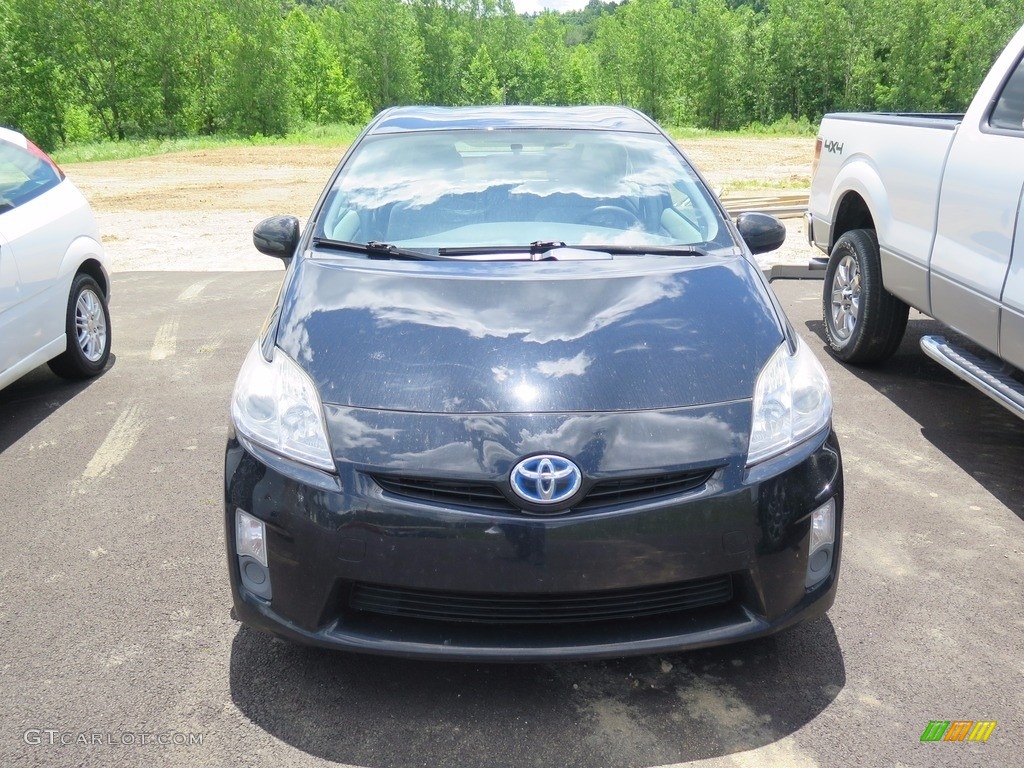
[[235, 509, 272, 600], [810, 498, 836, 553], [236, 509, 268, 567], [806, 497, 836, 588]]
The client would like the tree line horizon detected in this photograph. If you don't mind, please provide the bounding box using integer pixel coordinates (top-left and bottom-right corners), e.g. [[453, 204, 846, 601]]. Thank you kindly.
[[1, 0, 1021, 151]]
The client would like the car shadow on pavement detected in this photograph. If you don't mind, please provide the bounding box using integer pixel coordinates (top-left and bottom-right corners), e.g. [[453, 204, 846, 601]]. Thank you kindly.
[[0, 356, 115, 454], [804, 316, 1024, 521], [229, 616, 844, 767]]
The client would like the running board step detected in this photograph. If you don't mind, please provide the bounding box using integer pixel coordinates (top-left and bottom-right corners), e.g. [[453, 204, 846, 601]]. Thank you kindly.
[[765, 258, 827, 283], [921, 335, 1024, 419]]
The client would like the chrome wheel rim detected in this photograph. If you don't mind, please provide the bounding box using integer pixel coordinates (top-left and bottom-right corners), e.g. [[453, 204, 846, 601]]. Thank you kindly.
[[75, 288, 107, 362], [830, 254, 861, 341]]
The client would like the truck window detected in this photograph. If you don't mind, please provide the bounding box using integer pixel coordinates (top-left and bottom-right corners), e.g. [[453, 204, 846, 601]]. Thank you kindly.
[[991, 56, 1024, 132]]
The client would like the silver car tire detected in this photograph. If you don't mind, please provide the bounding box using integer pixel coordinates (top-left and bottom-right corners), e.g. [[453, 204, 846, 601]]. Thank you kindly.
[[48, 273, 112, 379], [822, 228, 908, 365]]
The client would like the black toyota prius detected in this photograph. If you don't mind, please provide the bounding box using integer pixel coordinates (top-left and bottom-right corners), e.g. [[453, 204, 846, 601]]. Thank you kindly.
[[225, 106, 843, 661]]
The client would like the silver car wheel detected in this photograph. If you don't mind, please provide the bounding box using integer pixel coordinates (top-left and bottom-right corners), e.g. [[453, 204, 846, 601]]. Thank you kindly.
[[75, 288, 108, 362], [829, 253, 861, 342]]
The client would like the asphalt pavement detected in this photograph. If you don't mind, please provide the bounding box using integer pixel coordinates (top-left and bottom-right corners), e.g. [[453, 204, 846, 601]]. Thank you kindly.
[[1, 271, 1021, 768]]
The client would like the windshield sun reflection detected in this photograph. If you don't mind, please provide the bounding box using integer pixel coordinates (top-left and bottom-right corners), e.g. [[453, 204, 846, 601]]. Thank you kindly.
[[314, 128, 733, 254]]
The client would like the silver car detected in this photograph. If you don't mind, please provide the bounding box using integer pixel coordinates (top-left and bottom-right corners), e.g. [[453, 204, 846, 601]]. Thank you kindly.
[[0, 127, 111, 389]]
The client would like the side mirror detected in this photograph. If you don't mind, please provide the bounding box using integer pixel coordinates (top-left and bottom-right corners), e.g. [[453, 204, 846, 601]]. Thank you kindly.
[[253, 215, 300, 263], [735, 212, 786, 255]]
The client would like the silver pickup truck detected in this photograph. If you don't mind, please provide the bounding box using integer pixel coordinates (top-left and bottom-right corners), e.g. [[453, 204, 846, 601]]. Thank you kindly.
[[806, 23, 1024, 418]]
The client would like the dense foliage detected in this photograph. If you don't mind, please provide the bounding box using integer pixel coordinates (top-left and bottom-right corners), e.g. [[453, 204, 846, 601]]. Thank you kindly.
[[1, 0, 1021, 149]]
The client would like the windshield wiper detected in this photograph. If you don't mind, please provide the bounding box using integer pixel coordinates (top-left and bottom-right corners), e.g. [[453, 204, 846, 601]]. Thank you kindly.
[[311, 237, 448, 261], [312, 237, 709, 261], [314, 238, 567, 262], [580, 244, 708, 257], [438, 241, 708, 258], [436, 240, 575, 259]]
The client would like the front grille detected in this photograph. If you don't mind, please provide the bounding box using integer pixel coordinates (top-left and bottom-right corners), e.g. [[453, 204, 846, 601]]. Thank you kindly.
[[347, 575, 734, 625], [372, 475, 511, 511], [575, 470, 715, 510], [370, 467, 715, 513]]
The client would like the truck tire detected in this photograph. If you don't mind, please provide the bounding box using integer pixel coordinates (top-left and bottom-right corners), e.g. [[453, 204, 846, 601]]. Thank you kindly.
[[823, 228, 909, 364]]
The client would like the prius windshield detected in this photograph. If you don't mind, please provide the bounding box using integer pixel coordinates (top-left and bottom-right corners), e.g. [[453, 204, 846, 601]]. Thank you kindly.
[[314, 129, 736, 255]]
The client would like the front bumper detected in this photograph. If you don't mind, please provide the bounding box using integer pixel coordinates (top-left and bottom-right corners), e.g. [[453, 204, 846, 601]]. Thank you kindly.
[[805, 210, 831, 256], [225, 428, 843, 661]]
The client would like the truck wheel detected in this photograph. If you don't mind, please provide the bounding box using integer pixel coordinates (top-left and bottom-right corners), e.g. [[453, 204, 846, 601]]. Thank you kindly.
[[47, 273, 111, 379], [823, 228, 908, 364]]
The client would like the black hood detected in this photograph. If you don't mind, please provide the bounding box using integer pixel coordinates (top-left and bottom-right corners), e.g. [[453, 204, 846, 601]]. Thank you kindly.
[[274, 255, 784, 414]]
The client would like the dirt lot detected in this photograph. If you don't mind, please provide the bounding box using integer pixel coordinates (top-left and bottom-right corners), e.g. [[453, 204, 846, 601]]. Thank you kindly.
[[66, 137, 819, 273]]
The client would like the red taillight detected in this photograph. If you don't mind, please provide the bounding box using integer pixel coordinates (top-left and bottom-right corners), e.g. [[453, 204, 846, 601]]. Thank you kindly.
[[24, 138, 65, 179], [810, 137, 822, 180]]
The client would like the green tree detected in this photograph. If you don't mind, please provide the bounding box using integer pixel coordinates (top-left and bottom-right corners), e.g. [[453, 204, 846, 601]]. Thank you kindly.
[[602, 0, 678, 120], [1, 0, 75, 146], [681, 0, 746, 128], [481, 0, 532, 103], [415, 0, 474, 105], [147, 0, 201, 135], [531, 13, 568, 105], [347, 0, 424, 112], [212, 0, 295, 136], [283, 7, 369, 123], [176, 6, 232, 135], [594, 11, 630, 105], [0, 0, 12, 126], [561, 45, 597, 105], [462, 43, 503, 104], [6, 0, 1024, 145], [937, 0, 1024, 112], [753, 0, 853, 121], [63, 0, 166, 139], [866, 0, 984, 113]]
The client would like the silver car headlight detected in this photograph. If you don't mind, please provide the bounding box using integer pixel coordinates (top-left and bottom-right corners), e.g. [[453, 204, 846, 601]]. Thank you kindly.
[[748, 337, 832, 465], [230, 343, 335, 471]]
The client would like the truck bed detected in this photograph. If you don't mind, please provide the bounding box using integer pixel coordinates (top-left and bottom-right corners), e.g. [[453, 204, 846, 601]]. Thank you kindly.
[[822, 113, 963, 128], [809, 114, 960, 312]]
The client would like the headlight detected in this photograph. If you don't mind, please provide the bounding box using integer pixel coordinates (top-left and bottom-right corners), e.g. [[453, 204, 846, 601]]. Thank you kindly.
[[230, 343, 335, 471], [748, 337, 832, 465]]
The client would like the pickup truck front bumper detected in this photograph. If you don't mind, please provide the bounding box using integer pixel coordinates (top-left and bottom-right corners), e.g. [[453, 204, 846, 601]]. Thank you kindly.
[[804, 211, 830, 254]]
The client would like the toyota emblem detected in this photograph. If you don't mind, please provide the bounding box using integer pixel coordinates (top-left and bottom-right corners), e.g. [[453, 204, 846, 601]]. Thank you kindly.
[[510, 454, 582, 505]]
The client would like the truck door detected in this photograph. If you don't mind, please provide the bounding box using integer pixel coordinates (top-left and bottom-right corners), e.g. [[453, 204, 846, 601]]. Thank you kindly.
[[993, 55, 1024, 371], [930, 52, 1024, 357]]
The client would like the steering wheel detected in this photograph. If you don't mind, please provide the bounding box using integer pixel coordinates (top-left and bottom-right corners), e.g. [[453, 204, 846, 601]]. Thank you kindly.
[[582, 205, 642, 230]]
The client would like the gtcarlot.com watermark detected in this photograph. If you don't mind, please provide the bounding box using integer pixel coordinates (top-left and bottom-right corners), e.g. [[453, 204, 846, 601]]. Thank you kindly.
[[24, 729, 204, 747]]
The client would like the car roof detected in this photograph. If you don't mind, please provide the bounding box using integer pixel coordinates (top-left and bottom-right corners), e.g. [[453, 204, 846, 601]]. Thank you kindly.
[[369, 106, 662, 135], [0, 126, 27, 147]]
